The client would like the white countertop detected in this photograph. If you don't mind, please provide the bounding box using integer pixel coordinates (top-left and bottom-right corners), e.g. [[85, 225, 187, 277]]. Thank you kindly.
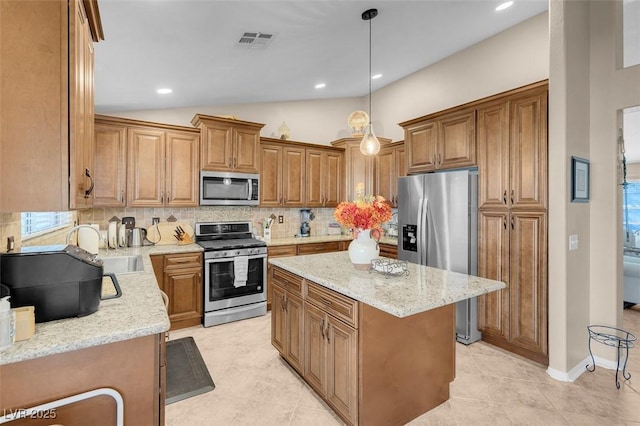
[[269, 251, 505, 318], [0, 244, 203, 366]]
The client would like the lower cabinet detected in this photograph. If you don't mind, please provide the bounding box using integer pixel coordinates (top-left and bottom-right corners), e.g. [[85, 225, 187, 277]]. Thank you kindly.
[[271, 268, 304, 373], [379, 243, 398, 259], [304, 302, 358, 425], [151, 252, 203, 330], [0, 334, 165, 425]]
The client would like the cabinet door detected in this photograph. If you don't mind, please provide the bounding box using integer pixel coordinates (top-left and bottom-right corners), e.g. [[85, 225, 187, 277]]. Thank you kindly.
[[202, 124, 234, 171], [477, 101, 510, 209], [94, 123, 126, 207], [233, 126, 260, 173], [304, 302, 327, 396], [164, 266, 203, 330], [477, 211, 510, 341], [406, 121, 437, 174], [127, 128, 165, 207], [282, 146, 305, 207], [260, 143, 283, 207], [374, 147, 394, 203], [326, 317, 358, 426], [305, 149, 323, 207], [344, 143, 374, 202], [510, 89, 547, 210], [286, 293, 304, 374], [438, 109, 476, 170], [165, 131, 199, 207], [324, 150, 343, 207], [271, 284, 287, 355], [509, 211, 547, 361]]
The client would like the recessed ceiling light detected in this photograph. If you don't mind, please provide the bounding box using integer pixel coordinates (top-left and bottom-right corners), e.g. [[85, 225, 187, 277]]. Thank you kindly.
[[315, 83, 326, 89], [495, 1, 514, 11], [157, 88, 172, 94], [371, 74, 382, 80]]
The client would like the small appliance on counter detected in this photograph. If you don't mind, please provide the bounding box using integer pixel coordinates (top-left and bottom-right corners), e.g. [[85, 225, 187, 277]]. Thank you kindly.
[[0, 245, 119, 323], [299, 209, 315, 237]]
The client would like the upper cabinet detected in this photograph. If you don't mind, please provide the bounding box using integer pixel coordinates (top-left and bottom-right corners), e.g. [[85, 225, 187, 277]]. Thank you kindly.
[[374, 142, 405, 207], [330, 137, 391, 202], [0, 0, 103, 212], [191, 114, 265, 174], [477, 85, 548, 211], [259, 138, 343, 208], [401, 108, 476, 175], [94, 116, 200, 208]]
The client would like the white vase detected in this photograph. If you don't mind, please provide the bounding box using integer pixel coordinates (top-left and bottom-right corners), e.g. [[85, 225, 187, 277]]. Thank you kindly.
[[348, 229, 380, 270]]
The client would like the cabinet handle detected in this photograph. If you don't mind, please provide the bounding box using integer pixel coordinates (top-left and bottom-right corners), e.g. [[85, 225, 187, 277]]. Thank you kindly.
[[511, 216, 514, 230], [437, 153, 441, 165], [503, 190, 507, 205], [166, 191, 170, 203], [432, 153, 436, 165], [325, 323, 330, 343], [174, 258, 191, 263], [319, 297, 332, 306], [83, 168, 94, 198], [234, 158, 238, 168], [510, 189, 514, 204], [320, 318, 325, 339], [281, 295, 286, 312], [160, 191, 164, 204], [228, 157, 233, 167], [503, 217, 507, 229]]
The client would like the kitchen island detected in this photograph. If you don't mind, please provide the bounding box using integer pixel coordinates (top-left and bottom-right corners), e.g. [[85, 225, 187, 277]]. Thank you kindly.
[[269, 251, 505, 426], [0, 244, 202, 425]]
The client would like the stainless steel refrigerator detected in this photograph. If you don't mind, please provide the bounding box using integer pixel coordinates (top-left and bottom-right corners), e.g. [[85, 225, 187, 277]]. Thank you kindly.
[[397, 169, 481, 344]]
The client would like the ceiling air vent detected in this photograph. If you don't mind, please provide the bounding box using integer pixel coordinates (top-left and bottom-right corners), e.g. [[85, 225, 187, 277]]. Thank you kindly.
[[235, 32, 275, 49]]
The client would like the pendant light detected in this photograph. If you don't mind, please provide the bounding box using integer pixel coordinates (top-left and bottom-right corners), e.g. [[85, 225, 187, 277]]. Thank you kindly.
[[360, 8, 381, 156]]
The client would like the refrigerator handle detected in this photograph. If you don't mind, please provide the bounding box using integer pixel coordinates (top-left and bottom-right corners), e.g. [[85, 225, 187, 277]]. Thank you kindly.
[[417, 197, 425, 262], [421, 197, 429, 266]]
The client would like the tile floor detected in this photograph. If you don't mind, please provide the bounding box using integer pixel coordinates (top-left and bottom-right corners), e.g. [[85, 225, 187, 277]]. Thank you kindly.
[[165, 306, 640, 425]]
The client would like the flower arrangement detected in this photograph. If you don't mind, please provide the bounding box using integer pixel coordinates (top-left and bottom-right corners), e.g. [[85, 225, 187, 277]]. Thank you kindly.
[[334, 183, 392, 232]]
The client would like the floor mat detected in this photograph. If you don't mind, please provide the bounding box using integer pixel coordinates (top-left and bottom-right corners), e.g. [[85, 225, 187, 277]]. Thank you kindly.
[[166, 336, 215, 405]]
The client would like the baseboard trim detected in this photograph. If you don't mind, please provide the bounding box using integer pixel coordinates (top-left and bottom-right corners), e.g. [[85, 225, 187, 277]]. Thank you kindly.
[[546, 355, 619, 382]]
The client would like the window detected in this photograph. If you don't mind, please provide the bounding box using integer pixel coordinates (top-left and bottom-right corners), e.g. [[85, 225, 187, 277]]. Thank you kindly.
[[21, 212, 73, 239], [624, 0, 640, 68]]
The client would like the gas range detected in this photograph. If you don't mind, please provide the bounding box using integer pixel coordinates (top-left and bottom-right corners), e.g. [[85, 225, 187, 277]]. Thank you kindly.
[[195, 221, 266, 259]]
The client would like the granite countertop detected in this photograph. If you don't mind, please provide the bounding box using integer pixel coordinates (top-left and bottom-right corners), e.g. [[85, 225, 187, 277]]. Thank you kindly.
[[0, 244, 203, 366], [266, 234, 398, 247], [269, 251, 505, 318]]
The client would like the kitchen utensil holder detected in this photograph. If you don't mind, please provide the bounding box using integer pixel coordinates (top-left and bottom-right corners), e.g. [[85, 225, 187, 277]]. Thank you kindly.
[[586, 325, 636, 388]]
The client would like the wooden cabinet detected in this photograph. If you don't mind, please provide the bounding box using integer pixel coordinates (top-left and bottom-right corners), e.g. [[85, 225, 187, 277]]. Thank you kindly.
[[374, 142, 405, 207], [95, 116, 200, 208], [0, 334, 164, 425], [477, 86, 548, 210], [0, 0, 102, 211], [271, 268, 304, 374], [260, 141, 305, 207], [303, 286, 358, 425], [401, 108, 476, 175], [260, 138, 343, 208], [379, 243, 398, 259], [267, 245, 297, 310], [296, 241, 343, 255], [331, 137, 391, 202], [306, 148, 343, 207], [476, 81, 548, 365], [94, 122, 127, 206], [151, 252, 203, 330], [192, 114, 265, 173]]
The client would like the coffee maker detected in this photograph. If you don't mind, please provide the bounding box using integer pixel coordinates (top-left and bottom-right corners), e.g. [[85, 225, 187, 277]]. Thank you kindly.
[[299, 209, 314, 237]]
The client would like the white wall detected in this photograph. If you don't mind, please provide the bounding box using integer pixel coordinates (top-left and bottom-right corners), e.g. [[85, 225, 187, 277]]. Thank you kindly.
[[103, 12, 550, 145]]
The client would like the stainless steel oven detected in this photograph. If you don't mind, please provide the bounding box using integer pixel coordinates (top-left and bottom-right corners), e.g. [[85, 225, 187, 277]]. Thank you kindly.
[[196, 221, 267, 327]]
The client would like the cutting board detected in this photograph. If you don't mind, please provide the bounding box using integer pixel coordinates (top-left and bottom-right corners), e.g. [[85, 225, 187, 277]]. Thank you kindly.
[[146, 222, 194, 245]]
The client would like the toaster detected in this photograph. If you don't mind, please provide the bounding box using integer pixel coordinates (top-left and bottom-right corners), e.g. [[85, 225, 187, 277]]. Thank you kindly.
[[0, 245, 105, 323]]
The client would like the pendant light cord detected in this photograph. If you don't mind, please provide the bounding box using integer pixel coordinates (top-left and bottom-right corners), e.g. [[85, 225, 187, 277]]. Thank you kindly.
[[368, 15, 372, 126]]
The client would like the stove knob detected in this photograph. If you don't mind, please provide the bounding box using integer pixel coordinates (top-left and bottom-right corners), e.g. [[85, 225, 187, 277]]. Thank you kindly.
[[235, 250, 241, 256], [248, 248, 254, 255]]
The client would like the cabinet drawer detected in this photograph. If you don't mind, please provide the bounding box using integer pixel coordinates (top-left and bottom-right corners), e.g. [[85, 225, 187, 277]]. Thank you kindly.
[[379, 243, 398, 259], [272, 267, 303, 296], [297, 241, 341, 255], [164, 252, 202, 270], [268, 245, 297, 257], [305, 281, 358, 328]]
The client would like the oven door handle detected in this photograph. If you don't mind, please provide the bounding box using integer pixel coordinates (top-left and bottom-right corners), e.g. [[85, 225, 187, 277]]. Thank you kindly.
[[204, 253, 267, 263]]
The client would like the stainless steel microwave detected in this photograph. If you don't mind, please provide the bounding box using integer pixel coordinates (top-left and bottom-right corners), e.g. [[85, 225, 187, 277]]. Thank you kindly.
[[200, 171, 260, 206]]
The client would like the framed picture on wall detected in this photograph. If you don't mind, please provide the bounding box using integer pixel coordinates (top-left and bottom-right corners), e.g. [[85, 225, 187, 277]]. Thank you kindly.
[[571, 156, 590, 202]]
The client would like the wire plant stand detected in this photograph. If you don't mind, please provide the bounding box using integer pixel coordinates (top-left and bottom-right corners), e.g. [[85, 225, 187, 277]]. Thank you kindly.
[[586, 325, 636, 389]]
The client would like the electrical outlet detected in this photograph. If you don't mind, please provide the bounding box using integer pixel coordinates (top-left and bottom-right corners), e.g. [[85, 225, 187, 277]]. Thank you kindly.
[[278, 215, 284, 224], [152, 217, 160, 225]]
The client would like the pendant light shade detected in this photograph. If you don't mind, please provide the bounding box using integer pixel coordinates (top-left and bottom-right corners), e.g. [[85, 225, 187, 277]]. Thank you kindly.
[[360, 8, 380, 156]]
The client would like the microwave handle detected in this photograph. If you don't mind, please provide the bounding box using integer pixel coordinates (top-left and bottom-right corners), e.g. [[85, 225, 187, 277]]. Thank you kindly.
[[248, 178, 253, 201]]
